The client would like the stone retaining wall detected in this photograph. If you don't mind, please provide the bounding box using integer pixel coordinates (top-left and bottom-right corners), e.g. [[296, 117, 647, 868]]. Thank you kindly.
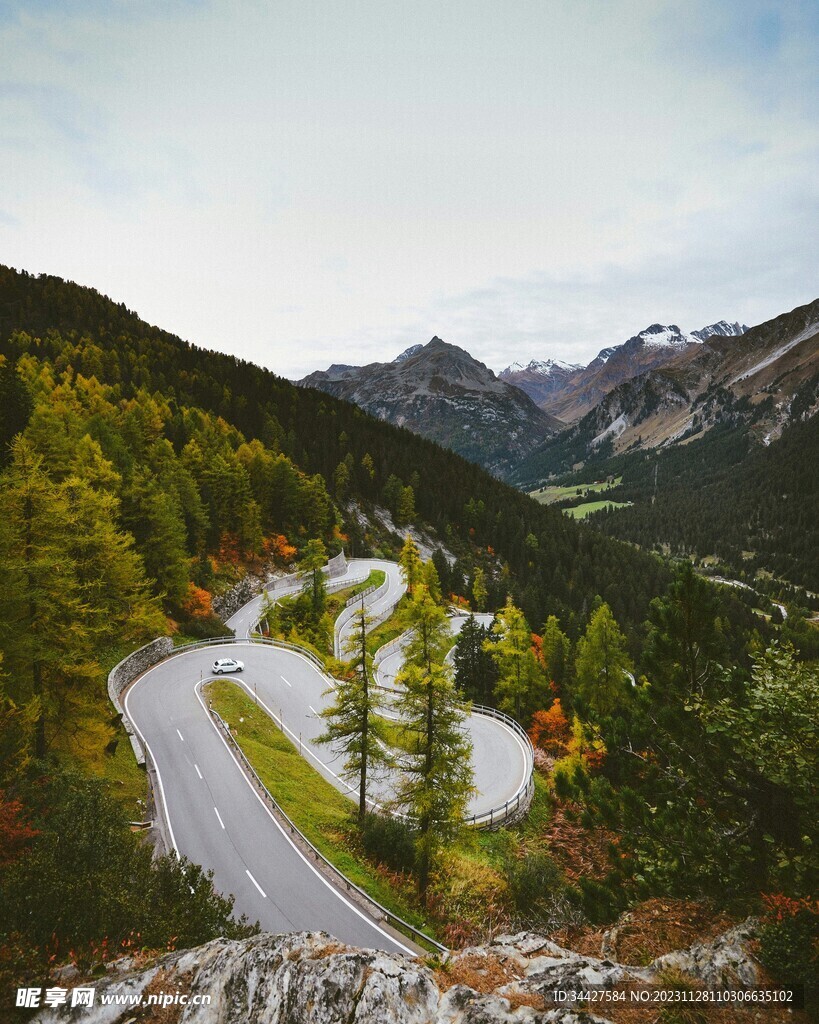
[[213, 576, 259, 620], [107, 637, 174, 764], [214, 551, 349, 621]]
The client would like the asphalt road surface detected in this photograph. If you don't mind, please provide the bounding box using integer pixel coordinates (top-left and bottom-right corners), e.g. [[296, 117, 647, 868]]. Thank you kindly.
[[125, 562, 530, 951]]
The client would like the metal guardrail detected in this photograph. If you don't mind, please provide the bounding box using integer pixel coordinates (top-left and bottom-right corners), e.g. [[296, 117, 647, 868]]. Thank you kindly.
[[333, 574, 393, 657], [344, 583, 378, 608], [178, 634, 534, 830], [263, 570, 369, 604], [172, 634, 335, 680], [466, 774, 536, 829], [208, 706, 447, 956], [462, 702, 535, 828], [251, 573, 369, 639], [371, 630, 536, 827], [373, 630, 407, 666]]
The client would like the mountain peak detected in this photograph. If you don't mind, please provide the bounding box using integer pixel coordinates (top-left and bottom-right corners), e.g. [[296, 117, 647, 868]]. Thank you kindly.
[[298, 335, 559, 476], [633, 324, 696, 348], [393, 344, 424, 363], [691, 320, 749, 341], [501, 357, 582, 377]]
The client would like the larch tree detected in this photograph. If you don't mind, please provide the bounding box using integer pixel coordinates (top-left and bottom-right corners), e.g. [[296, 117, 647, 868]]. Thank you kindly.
[[421, 558, 443, 604], [486, 597, 544, 722], [398, 533, 423, 596], [317, 598, 391, 822], [394, 587, 473, 902], [471, 567, 488, 612], [574, 603, 632, 715], [0, 439, 160, 756], [0, 439, 98, 756], [299, 537, 328, 617]]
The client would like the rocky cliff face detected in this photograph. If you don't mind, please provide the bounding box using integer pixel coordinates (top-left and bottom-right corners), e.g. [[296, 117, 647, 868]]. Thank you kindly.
[[298, 338, 561, 479], [33, 922, 760, 1024]]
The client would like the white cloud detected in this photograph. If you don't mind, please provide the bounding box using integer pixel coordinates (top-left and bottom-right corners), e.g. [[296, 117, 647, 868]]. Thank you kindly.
[[0, 0, 816, 378]]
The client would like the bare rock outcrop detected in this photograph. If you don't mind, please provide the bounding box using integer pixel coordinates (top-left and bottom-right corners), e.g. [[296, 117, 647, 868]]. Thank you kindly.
[[33, 922, 760, 1024]]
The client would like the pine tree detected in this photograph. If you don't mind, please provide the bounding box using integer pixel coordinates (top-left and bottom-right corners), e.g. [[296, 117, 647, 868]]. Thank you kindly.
[[394, 588, 473, 902], [382, 474, 404, 515], [541, 615, 572, 689], [643, 562, 725, 700], [0, 358, 33, 465], [396, 484, 416, 525], [453, 615, 498, 704], [124, 470, 190, 605], [333, 458, 351, 500], [317, 600, 391, 821], [574, 603, 632, 715], [398, 533, 423, 596], [431, 548, 451, 598]]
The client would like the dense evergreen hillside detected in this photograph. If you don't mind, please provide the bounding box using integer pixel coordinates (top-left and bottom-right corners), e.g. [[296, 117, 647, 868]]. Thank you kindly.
[[591, 410, 819, 591], [0, 266, 670, 635]]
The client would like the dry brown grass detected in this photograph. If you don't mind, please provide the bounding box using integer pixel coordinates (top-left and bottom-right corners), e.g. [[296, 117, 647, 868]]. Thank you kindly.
[[434, 951, 520, 994], [553, 899, 736, 965], [540, 802, 616, 883], [129, 968, 192, 1024], [503, 989, 547, 1011], [310, 941, 351, 960]]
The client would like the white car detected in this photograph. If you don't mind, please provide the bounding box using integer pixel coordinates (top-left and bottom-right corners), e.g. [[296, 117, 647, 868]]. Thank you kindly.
[[212, 657, 244, 675]]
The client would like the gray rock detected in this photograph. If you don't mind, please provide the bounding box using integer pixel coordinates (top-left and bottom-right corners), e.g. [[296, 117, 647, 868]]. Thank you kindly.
[[651, 918, 759, 988], [31, 921, 761, 1024]]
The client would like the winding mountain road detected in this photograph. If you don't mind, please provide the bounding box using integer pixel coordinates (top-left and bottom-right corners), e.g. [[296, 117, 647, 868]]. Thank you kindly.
[[124, 559, 531, 952]]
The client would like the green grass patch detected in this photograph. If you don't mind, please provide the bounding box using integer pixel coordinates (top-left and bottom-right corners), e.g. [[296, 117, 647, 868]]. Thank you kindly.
[[325, 570, 386, 621], [564, 499, 631, 519], [205, 678, 436, 940], [529, 477, 621, 504], [365, 596, 411, 658]]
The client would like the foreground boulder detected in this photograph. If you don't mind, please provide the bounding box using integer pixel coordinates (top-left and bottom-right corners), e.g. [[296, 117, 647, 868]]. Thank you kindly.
[[33, 921, 759, 1023]]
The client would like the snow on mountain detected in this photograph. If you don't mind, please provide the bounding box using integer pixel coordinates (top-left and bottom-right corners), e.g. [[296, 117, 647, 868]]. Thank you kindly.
[[636, 324, 697, 348], [394, 344, 424, 362], [500, 357, 582, 378], [692, 321, 749, 342]]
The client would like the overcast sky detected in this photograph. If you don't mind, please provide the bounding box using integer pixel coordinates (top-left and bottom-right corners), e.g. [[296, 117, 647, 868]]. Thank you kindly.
[[1, 0, 817, 377]]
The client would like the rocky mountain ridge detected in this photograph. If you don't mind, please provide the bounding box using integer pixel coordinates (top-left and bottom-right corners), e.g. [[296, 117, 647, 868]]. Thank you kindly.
[[691, 320, 748, 342], [498, 321, 747, 423], [298, 337, 561, 478], [498, 359, 582, 408], [33, 922, 761, 1023], [527, 321, 748, 423], [513, 299, 819, 484]]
